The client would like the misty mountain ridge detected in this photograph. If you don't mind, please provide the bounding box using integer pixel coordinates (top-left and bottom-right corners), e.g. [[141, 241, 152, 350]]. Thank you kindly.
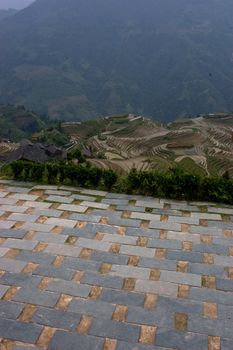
[[0, 9, 17, 21], [0, 0, 233, 121]]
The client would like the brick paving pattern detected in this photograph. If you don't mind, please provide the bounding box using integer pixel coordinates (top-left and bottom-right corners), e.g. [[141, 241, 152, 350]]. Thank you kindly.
[[0, 180, 232, 349]]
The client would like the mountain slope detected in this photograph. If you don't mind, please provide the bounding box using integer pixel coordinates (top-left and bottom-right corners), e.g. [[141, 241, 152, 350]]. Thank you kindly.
[[0, 9, 17, 21], [0, 0, 233, 120]]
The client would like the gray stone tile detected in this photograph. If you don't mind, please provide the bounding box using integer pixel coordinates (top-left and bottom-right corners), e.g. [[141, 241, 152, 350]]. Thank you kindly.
[[0, 220, 15, 229], [0, 300, 24, 319], [117, 342, 171, 350], [216, 278, 233, 292], [68, 298, 115, 319], [91, 251, 129, 265], [120, 244, 155, 258], [80, 188, 107, 196], [15, 251, 55, 265], [13, 288, 59, 307], [100, 288, 145, 307], [131, 212, 160, 221], [0, 258, 27, 273], [62, 257, 101, 272], [24, 201, 52, 209], [44, 243, 81, 257], [188, 262, 225, 278], [32, 307, 81, 331], [70, 213, 101, 222], [166, 250, 203, 263], [82, 271, 123, 289], [107, 217, 141, 228], [166, 231, 200, 243], [50, 330, 104, 350], [45, 189, 72, 196], [138, 257, 176, 271], [148, 238, 182, 250], [0, 272, 41, 288], [46, 195, 73, 204], [135, 280, 178, 298], [160, 270, 201, 287], [192, 243, 228, 255], [0, 318, 43, 343], [126, 227, 160, 239], [102, 199, 129, 205], [71, 194, 98, 201], [33, 265, 75, 280], [0, 205, 27, 213], [150, 221, 181, 231], [0, 285, 8, 298], [21, 222, 54, 232], [156, 328, 207, 350], [102, 233, 137, 245], [45, 217, 77, 228], [81, 201, 109, 209], [2, 238, 38, 250], [189, 287, 233, 306], [33, 232, 68, 244], [9, 193, 39, 201], [90, 318, 140, 342], [58, 203, 88, 213], [7, 213, 39, 222], [110, 264, 150, 279], [214, 255, 233, 267], [221, 338, 233, 350], [0, 228, 26, 239], [46, 279, 91, 297], [75, 237, 111, 251], [0, 247, 9, 257], [33, 209, 62, 217], [126, 305, 173, 328], [188, 316, 233, 339]]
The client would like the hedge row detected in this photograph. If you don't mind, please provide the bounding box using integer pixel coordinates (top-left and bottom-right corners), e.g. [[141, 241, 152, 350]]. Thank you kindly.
[[7, 161, 233, 204]]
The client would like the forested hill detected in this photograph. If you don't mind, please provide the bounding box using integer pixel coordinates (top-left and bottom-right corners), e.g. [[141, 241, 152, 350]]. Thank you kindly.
[[0, 0, 233, 121], [0, 9, 17, 21]]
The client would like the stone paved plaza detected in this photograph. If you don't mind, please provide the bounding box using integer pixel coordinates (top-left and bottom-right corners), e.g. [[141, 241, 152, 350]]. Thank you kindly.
[[0, 180, 233, 350]]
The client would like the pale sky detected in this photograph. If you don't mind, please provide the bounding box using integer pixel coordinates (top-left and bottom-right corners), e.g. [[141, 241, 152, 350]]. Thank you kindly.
[[0, 0, 34, 10]]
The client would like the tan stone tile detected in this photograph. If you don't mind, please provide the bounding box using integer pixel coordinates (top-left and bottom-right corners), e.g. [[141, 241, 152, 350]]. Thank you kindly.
[[144, 294, 157, 309], [118, 227, 126, 236], [65, 236, 77, 245], [60, 211, 71, 219], [36, 216, 47, 224], [89, 286, 102, 300], [99, 263, 112, 274], [128, 255, 139, 266], [77, 315, 93, 334], [0, 238, 6, 244], [79, 248, 93, 259], [0, 212, 10, 220], [24, 230, 35, 240], [33, 242, 48, 252], [203, 253, 214, 264], [12, 221, 23, 229], [139, 325, 157, 345], [140, 220, 149, 229], [224, 230, 233, 238], [160, 214, 168, 222], [182, 211, 191, 217], [228, 267, 233, 279], [123, 278, 136, 291], [37, 326, 56, 348], [51, 203, 60, 209], [155, 248, 166, 259], [150, 269, 161, 281], [208, 336, 221, 350], [222, 215, 231, 222], [100, 217, 109, 225], [202, 276, 216, 289], [177, 285, 189, 299], [22, 262, 38, 274], [0, 339, 15, 350], [137, 237, 148, 247], [181, 224, 190, 232], [122, 211, 131, 219], [112, 305, 128, 321], [51, 226, 63, 234], [38, 277, 53, 290], [3, 286, 20, 301], [177, 261, 188, 273], [4, 248, 20, 259], [201, 235, 213, 244], [19, 304, 37, 322], [72, 271, 84, 282], [182, 241, 193, 251], [109, 243, 120, 253], [95, 232, 104, 241], [175, 313, 188, 331], [103, 339, 117, 350], [25, 207, 35, 214], [55, 294, 72, 310], [203, 303, 218, 319], [52, 255, 64, 267], [200, 219, 208, 227], [76, 221, 87, 229], [159, 230, 167, 240], [229, 246, 233, 256]]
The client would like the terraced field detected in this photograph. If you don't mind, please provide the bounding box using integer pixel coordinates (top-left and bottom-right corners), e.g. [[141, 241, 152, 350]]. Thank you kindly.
[[63, 114, 233, 175], [0, 181, 233, 349]]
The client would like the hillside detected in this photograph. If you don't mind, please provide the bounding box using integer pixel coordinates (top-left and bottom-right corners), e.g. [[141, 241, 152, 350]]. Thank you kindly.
[[63, 113, 233, 176], [0, 104, 69, 145], [0, 0, 233, 121], [0, 9, 17, 21]]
